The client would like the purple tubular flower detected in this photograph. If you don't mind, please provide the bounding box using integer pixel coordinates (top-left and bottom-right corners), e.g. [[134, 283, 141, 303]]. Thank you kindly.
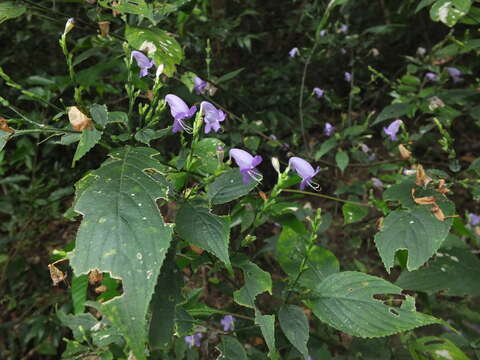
[[425, 72, 438, 82], [229, 148, 263, 184], [339, 24, 349, 33], [469, 213, 480, 226], [319, 30, 327, 36], [344, 72, 352, 82], [360, 143, 370, 153], [289, 47, 299, 58], [313, 87, 325, 98], [201, 101, 226, 134], [324, 122, 335, 137], [220, 315, 235, 331], [289, 157, 320, 190], [165, 94, 197, 133], [383, 119, 403, 141], [447, 67, 462, 83], [185, 333, 202, 348], [371, 177, 384, 189], [131, 51, 154, 78], [194, 76, 207, 95]]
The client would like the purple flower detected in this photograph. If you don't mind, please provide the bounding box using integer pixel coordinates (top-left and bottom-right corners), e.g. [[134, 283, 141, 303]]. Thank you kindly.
[[425, 72, 438, 82], [185, 333, 202, 348], [313, 87, 324, 98], [229, 148, 263, 184], [131, 51, 154, 78], [371, 177, 384, 189], [339, 24, 349, 33], [344, 72, 352, 83], [165, 94, 197, 133], [319, 30, 327, 36], [383, 119, 402, 141], [289, 157, 320, 190], [360, 143, 370, 153], [469, 213, 480, 226], [194, 76, 207, 95], [201, 101, 226, 134], [447, 67, 463, 83], [220, 315, 235, 331], [324, 122, 335, 137], [289, 47, 299, 58]]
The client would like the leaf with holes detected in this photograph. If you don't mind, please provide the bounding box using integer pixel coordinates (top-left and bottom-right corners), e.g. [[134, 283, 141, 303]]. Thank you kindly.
[[396, 248, 480, 296], [175, 200, 231, 268], [305, 272, 444, 338], [430, 0, 472, 27], [233, 260, 272, 308], [374, 200, 454, 273], [279, 305, 310, 360], [409, 336, 469, 360], [69, 146, 173, 360], [125, 26, 183, 77]]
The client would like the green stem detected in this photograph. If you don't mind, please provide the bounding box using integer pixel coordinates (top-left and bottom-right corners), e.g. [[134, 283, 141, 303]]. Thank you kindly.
[[281, 188, 371, 207]]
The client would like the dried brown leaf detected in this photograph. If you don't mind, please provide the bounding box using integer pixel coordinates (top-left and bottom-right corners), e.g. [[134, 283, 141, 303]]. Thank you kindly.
[[398, 144, 411, 160], [0, 117, 14, 134], [48, 263, 66, 286], [437, 179, 450, 194], [88, 269, 103, 285], [431, 205, 445, 222], [415, 165, 432, 187], [95, 285, 107, 294], [68, 106, 92, 131]]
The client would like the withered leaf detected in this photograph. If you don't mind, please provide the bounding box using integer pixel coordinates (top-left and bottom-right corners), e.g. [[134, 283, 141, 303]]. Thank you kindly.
[[398, 144, 411, 160], [415, 164, 432, 187], [68, 106, 92, 131], [0, 117, 14, 134], [411, 189, 437, 205], [48, 263, 66, 286], [95, 285, 107, 294], [437, 179, 450, 194], [431, 205, 445, 222], [88, 269, 103, 285]]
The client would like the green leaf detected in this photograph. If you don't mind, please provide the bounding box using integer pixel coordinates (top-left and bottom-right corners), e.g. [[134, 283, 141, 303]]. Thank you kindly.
[[255, 311, 278, 359], [72, 128, 103, 167], [372, 103, 415, 125], [100, 0, 155, 24], [0, 129, 11, 152], [277, 226, 339, 288], [217, 68, 245, 84], [409, 336, 469, 360], [216, 336, 248, 360], [175, 200, 231, 268], [90, 104, 108, 128], [107, 112, 129, 127], [279, 305, 310, 360], [374, 201, 454, 273], [305, 271, 443, 338], [149, 250, 183, 350], [69, 146, 173, 360], [71, 274, 88, 314], [57, 310, 98, 339], [430, 0, 472, 27], [233, 260, 272, 309], [191, 138, 225, 175], [135, 127, 171, 145], [0, 2, 26, 23], [335, 151, 349, 173], [125, 26, 183, 77], [383, 181, 416, 208], [343, 203, 368, 224], [207, 169, 259, 205], [315, 138, 337, 160], [396, 248, 480, 296], [416, 0, 437, 13]]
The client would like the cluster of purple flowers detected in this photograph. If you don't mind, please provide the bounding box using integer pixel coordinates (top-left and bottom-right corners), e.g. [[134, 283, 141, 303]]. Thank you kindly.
[[184, 315, 235, 349]]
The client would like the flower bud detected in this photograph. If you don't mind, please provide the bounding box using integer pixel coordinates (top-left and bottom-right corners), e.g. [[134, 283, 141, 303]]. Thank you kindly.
[[64, 18, 75, 35], [271, 157, 281, 174], [216, 145, 224, 163]]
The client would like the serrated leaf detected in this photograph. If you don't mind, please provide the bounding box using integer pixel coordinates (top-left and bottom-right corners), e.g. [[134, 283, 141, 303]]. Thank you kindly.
[[149, 249, 183, 351], [69, 146, 173, 360], [191, 138, 225, 175], [335, 151, 349, 173], [72, 274, 88, 314], [0, 2, 26, 23], [279, 305, 310, 360], [216, 336, 248, 360], [255, 311, 278, 359], [430, 0, 472, 27], [305, 271, 443, 338], [277, 226, 339, 288], [125, 26, 183, 76], [207, 169, 259, 205], [372, 103, 415, 125], [396, 248, 480, 296], [233, 260, 272, 309], [374, 201, 454, 273], [72, 128, 102, 167], [90, 104, 108, 128], [175, 200, 231, 268], [342, 203, 369, 224], [409, 336, 469, 360]]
